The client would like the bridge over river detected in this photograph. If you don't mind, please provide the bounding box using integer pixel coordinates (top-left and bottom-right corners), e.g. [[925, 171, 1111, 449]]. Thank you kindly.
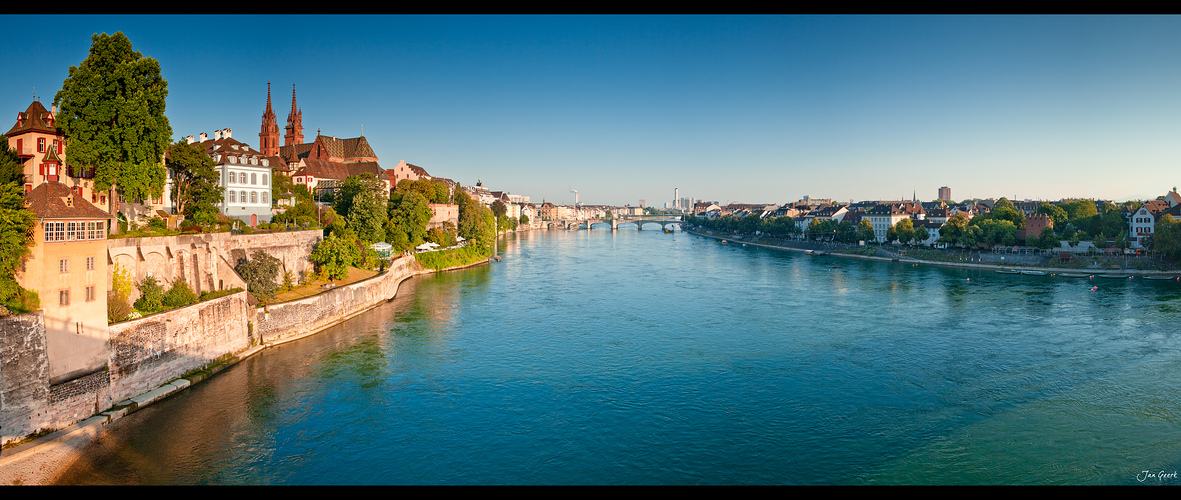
[[542, 215, 684, 231]]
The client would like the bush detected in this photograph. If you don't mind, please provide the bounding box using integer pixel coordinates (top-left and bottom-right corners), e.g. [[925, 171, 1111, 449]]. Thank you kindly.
[[134, 275, 165, 314], [198, 287, 243, 302], [108, 290, 132, 323], [3, 287, 40, 316], [162, 279, 198, 309]]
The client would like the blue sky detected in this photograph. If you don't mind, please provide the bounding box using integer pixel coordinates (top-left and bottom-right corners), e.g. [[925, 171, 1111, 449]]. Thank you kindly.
[[3, 15, 1180, 207]]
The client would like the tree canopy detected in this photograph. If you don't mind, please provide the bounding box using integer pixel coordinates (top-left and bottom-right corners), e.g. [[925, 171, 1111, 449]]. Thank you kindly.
[[54, 32, 171, 203], [0, 135, 23, 185], [336, 173, 388, 243], [165, 140, 221, 221]]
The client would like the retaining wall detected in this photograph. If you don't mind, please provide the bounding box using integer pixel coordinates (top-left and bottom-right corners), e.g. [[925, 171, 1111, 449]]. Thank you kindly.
[[257, 256, 418, 344]]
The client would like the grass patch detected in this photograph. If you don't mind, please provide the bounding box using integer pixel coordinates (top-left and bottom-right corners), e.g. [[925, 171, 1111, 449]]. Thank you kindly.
[[270, 267, 378, 303]]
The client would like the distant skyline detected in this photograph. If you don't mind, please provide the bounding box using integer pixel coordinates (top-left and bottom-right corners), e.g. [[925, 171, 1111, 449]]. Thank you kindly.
[[3, 15, 1180, 206]]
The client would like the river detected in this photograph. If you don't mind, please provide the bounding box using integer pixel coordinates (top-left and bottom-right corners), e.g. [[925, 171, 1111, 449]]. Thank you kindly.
[[55, 228, 1181, 485]]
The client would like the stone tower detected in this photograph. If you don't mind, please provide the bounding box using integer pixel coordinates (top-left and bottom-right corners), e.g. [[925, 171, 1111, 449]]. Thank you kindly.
[[284, 84, 304, 147], [259, 82, 280, 157]]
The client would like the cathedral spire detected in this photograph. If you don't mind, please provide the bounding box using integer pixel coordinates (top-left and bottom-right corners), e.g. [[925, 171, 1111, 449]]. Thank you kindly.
[[259, 81, 280, 156], [284, 83, 304, 147]]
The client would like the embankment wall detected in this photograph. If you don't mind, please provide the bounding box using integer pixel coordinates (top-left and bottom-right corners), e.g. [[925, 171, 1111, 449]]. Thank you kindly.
[[257, 255, 418, 344]]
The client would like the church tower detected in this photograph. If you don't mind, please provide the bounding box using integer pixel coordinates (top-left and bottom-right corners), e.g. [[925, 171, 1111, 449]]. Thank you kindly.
[[284, 84, 304, 147], [259, 82, 280, 157]]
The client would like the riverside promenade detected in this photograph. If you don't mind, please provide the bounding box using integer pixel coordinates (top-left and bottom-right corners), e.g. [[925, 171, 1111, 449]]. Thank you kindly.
[[0, 253, 495, 486], [685, 229, 1180, 277]]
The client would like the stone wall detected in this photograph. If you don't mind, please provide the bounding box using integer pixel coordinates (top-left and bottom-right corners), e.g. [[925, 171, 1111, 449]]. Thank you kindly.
[[106, 230, 320, 302], [222, 230, 320, 280], [106, 291, 252, 403], [257, 255, 418, 344], [0, 313, 51, 446]]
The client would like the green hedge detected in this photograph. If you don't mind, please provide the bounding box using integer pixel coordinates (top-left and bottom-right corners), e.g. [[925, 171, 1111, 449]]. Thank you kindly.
[[414, 245, 490, 270]]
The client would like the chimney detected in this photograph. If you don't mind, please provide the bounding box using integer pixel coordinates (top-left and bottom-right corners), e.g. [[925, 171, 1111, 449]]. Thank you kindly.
[[186, 135, 195, 144], [200, 132, 208, 142], [223, 128, 232, 139], [214, 130, 222, 140]]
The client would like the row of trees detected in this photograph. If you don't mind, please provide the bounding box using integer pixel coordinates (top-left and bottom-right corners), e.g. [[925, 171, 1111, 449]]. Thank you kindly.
[[301, 176, 499, 282], [685, 213, 881, 245]]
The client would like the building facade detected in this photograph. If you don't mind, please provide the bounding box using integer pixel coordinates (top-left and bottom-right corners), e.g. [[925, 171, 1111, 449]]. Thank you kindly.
[[188, 129, 273, 226], [18, 182, 113, 383]]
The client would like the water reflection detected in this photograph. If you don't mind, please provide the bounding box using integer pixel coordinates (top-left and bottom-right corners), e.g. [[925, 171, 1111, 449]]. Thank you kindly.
[[54, 230, 1181, 485]]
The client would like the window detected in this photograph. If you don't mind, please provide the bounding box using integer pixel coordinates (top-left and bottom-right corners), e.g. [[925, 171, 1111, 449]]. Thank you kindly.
[[85, 285, 95, 302], [240, 191, 247, 203], [250, 191, 257, 203], [59, 258, 69, 274], [229, 172, 236, 183], [45, 222, 65, 242], [263, 174, 268, 186], [38, 138, 45, 152], [66, 222, 77, 240], [262, 191, 269, 204], [59, 289, 69, 306], [86, 256, 95, 271], [251, 173, 257, 185], [228, 190, 236, 203]]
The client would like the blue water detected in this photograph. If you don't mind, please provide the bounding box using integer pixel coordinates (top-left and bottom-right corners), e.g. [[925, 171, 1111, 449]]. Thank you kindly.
[[56, 229, 1181, 485]]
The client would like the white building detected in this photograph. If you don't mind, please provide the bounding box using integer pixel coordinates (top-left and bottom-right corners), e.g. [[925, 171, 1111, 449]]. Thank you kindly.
[[187, 128, 273, 226]]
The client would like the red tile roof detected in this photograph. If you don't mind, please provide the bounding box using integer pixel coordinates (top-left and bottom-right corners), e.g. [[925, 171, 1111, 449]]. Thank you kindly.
[[24, 182, 112, 219]]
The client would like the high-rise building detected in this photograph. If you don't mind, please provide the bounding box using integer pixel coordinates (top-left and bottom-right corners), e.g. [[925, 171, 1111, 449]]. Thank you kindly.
[[938, 186, 951, 201]]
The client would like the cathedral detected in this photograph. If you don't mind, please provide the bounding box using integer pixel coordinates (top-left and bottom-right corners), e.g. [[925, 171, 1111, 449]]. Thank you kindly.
[[259, 83, 389, 193]]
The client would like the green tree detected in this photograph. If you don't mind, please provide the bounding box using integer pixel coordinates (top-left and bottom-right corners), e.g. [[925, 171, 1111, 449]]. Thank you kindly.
[[1036, 203, 1069, 226], [338, 174, 388, 243], [455, 188, 494, 253], [893, 218, 916, 245], [165, 140, 221, 218], [834, 220, 857, 244], [857, 219, 875, 243], [0, 182, 35, 308], [310, 233, 359, 281], [388, 190, 433, 251], [0, 135, 24, 185], [235, 251, 282, 303], [54, 32, 171, 207], [490, 200, 507, 218], [914, 224, 930, 245], [1093, 233, 1108, 252], [1153, 214, 1181, 259], [938, 213, 969, 246]]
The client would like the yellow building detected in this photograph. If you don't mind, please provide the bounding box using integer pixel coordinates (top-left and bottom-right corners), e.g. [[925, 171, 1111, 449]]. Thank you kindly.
[[18, 182, 113, 383]]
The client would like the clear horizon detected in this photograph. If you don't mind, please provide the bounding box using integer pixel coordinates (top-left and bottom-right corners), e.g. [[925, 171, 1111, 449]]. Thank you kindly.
[[3, 15, 1179, 206]]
